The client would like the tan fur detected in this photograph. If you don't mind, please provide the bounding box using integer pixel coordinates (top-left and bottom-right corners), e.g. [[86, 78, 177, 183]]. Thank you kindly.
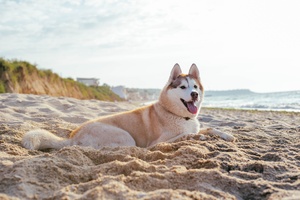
[[22, 64, 234, 150], [69, 102, 200, 148]]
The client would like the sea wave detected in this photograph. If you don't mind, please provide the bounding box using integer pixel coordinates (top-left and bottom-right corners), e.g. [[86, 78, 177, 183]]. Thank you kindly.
[[203, 90, 300, 112]]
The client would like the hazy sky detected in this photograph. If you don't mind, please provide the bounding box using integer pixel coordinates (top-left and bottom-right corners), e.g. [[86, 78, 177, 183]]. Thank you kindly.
[[1, 0, 299, 92]]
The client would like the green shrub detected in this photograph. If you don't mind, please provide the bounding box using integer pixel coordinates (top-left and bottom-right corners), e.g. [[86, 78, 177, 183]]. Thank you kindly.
[[0, 58, 124, 101], [0, 81, 5, 93]]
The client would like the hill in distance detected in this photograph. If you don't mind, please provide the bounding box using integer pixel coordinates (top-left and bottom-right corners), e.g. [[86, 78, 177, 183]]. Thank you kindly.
[[0, 58, 123, 101]]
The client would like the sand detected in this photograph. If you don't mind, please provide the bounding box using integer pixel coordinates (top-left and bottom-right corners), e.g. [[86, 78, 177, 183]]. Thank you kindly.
[[0, 93, 299, 200]]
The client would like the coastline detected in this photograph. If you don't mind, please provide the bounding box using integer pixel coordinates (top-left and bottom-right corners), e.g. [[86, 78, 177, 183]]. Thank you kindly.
[[0, 93, 299, 199], [202, 106, 300, 114]]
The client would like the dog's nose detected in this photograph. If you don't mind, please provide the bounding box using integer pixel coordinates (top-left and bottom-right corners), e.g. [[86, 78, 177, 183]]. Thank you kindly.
[[191, 92, 198, 100]]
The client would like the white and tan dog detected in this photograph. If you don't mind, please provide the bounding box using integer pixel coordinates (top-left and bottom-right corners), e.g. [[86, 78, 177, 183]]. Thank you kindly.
[[22, 64, 234, 150]]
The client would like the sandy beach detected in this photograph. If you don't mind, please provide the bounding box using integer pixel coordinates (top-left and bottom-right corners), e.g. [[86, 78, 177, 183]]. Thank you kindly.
[[0, 93, 299, 199]]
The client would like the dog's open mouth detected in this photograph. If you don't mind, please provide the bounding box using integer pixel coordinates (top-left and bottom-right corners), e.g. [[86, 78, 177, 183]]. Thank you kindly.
[[180, 99, 198, 114]]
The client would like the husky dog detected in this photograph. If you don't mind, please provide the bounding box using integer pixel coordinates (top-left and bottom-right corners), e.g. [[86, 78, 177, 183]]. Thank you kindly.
[[22, 64, 234, 150]]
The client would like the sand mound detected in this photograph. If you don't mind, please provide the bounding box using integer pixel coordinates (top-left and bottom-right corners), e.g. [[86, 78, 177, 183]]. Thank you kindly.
[[0, 93, 299, 199]]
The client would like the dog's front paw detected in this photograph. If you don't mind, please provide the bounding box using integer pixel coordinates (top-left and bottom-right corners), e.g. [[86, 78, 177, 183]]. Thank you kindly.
[[212, 128, 235, 142], [201, 128, 235, 142], [221, 132, 235, 142], [199, 134, 207, 141]]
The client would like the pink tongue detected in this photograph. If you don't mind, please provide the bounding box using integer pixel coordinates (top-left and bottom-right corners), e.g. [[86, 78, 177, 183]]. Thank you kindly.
[[187, 102, 198, 114]]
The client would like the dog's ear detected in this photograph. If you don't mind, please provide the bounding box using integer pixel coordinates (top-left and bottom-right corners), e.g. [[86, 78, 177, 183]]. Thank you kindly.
[[189, 64, 200, 79], [169, 63, 182, 82]]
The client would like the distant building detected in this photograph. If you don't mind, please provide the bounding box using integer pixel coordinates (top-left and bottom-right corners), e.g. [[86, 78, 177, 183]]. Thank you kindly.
[[77, 78, 99, 86], [111, 86, 127, 99]]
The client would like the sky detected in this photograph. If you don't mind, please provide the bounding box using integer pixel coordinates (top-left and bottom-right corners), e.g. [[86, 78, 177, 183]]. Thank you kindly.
[[1, 0, 300, 93]]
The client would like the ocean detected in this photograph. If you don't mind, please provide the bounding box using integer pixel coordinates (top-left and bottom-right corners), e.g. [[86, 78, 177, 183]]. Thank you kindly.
[[202, 90, 300, 112]]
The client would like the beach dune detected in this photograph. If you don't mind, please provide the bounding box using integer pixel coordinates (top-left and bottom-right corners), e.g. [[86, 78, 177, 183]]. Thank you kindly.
[[0, 93, 299, 199]]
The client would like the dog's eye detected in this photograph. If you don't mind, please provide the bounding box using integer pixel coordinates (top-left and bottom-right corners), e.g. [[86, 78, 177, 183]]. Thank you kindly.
[[194, 85, 198, 89], [180, 86, 186, 89]]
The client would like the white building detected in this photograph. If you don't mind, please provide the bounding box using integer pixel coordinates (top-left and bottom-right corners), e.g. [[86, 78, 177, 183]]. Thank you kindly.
[[111, 86, 127, 99], [76, 78, 99, 86]]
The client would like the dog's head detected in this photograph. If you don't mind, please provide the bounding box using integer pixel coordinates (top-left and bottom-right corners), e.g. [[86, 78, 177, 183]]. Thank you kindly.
[[159, 64, 204, 119]]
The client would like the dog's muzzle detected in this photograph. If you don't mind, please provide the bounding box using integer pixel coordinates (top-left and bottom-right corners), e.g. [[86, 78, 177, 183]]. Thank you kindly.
[[180, 92, 199, 114]]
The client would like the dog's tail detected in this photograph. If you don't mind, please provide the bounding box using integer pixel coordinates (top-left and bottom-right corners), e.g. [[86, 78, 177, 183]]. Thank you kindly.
[[22, 129, 71, 150]]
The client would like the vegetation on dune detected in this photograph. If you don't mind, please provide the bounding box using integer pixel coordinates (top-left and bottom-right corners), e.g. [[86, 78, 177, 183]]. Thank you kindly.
[[0, 58, 123, 101]]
